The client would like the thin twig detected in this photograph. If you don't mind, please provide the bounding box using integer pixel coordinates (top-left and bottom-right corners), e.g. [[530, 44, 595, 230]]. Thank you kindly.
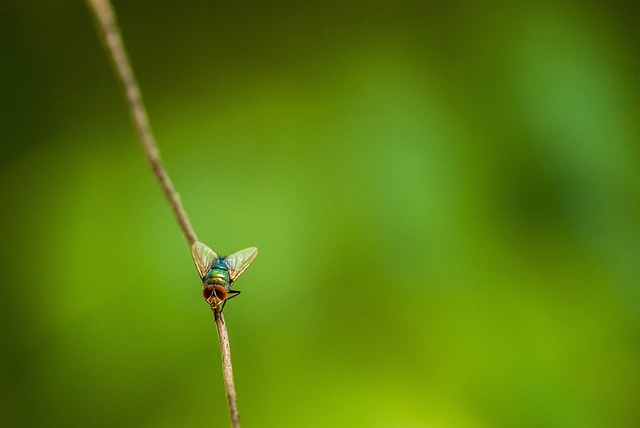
[[213, 309, 240, 427], [87, 0, 197, 247], [87, 1, 241, 426]]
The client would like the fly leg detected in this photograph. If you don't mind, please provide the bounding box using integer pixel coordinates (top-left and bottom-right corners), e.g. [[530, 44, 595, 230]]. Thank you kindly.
[[226, 290, 241, 300], [220, 290, 241, 312]]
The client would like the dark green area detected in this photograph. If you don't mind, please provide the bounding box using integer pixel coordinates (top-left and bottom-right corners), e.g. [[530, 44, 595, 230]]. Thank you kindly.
[[1, 1, 639, 426]]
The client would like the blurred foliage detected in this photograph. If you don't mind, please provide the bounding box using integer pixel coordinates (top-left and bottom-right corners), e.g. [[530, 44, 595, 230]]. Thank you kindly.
[[1, 1, 639, 427]]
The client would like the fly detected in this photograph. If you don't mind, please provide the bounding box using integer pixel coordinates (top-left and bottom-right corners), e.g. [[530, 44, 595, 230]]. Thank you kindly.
[[191, 241, 258, 310]]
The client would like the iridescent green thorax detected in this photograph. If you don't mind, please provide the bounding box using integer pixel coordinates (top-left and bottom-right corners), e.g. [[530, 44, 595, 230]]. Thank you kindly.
[[204, 259, 230, 289]]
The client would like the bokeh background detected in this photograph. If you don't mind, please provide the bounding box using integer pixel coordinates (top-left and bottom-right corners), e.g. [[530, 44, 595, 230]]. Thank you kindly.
[[1, 1, 639, 427]]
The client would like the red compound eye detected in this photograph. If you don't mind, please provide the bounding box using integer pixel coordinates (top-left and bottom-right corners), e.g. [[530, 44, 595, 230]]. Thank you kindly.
[[214, 285, 228, 301], [202, 285, 214, 300]]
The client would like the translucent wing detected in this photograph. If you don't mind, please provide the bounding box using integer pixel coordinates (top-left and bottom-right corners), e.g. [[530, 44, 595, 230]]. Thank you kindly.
[[191, 241, 218, 280], [225, 247, 258, 282]]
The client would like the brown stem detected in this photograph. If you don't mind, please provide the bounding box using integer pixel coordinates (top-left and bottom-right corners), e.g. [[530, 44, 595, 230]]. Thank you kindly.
[[86, 0, 197, 246], [213, 309, 240, 428], [87, 1, 240, 426]]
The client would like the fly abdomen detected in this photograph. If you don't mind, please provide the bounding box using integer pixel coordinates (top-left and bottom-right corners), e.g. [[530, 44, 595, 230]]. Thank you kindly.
[[205, 266, 230, 289]]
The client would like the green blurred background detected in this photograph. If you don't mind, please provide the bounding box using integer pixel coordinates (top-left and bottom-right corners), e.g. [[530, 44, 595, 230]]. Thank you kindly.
[[1, 1, 639, 427]]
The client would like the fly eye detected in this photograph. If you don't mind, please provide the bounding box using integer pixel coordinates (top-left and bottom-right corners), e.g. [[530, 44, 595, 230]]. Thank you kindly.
[[202, 285, 214, 300], [214, 285, 228, 301]]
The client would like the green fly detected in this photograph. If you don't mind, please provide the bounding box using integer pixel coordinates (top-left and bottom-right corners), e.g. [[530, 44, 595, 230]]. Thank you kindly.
[[191, 241, 258, 310]]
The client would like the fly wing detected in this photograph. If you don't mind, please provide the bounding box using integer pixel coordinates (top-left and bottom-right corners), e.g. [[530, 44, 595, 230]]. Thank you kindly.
[[191, 241, 218, 280], [225, 247, 258, 282]]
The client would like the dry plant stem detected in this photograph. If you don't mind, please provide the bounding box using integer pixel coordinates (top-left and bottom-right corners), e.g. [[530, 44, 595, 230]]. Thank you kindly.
[[87, 0, 197, 247], [213, 309, 240, 427], [87, 1, 241, 426]]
